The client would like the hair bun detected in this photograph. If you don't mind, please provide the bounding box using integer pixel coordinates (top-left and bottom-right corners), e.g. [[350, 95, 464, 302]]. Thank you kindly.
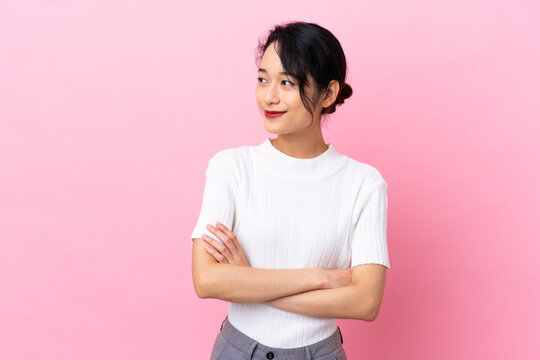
[[339, 83, 353, 101], [323, 82, 353, 115]]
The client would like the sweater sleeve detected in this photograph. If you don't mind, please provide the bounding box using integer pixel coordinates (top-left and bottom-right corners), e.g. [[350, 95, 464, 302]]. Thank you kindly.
[[350, 169, 390, 269], [190, 152, 238, 248]]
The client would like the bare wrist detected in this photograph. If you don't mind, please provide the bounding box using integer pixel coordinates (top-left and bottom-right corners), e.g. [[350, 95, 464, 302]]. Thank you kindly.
[[317, 269, 329, 289]]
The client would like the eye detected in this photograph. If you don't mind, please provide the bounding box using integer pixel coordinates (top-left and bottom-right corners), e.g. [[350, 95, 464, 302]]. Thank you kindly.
[[282, 80, 295, 86], [257, 77, 267, 83]]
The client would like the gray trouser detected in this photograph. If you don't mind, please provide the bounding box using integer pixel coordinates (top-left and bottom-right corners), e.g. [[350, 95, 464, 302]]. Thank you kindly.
[[210, 316, 347, 360]]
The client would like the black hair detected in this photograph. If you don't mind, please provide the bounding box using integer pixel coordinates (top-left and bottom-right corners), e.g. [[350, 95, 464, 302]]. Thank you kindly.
[[255, 21, 353, 125]]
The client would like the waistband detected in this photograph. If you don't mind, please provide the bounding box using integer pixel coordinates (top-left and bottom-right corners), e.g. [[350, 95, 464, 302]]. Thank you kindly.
[[219, 316, 343, 358]]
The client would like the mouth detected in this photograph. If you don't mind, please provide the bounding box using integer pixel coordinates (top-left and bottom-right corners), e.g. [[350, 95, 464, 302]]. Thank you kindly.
[[264, 110, 287, 118]]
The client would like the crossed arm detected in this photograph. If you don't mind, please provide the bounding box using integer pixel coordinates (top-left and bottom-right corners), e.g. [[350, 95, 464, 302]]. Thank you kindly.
[[192, 236, 387, 322], [263, 263, 386, 322]]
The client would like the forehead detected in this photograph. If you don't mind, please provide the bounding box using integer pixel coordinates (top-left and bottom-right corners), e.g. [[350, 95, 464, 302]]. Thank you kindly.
[[259, 44, 284, 72], [257, 43, 315, 86]]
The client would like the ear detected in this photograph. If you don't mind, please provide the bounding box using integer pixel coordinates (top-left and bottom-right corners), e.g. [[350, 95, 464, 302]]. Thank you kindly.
[[320, 80, 340, 108]]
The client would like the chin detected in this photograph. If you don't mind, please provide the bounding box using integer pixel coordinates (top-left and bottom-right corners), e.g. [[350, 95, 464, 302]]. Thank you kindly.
[[262, 120, 282, 134], [263, 123, 278, 134]]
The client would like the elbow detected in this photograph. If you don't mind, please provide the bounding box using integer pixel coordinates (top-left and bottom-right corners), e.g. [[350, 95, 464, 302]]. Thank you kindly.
[[194, 284, 208, 299], [193, 274, 213, 299], [192, 256, 220, 299], [355, 299, 381, 322], [365, 305, 380, 322]]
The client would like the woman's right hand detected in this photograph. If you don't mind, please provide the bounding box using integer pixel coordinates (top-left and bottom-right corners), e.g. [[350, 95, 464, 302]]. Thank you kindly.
[[321, 268, 354, 289]]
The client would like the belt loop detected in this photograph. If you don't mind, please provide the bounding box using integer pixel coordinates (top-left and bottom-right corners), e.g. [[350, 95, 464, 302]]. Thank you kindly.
[[220, 316, 227, 331], [337, 326, 343, 344]]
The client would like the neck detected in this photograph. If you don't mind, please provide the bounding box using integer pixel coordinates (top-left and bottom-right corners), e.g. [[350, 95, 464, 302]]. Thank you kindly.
[[269, 137, 329, 159], [253, 137, 348, 181]]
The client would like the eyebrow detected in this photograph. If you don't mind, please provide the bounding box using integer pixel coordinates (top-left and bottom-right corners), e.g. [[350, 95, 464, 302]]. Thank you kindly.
[[258, 68, 295, 77]]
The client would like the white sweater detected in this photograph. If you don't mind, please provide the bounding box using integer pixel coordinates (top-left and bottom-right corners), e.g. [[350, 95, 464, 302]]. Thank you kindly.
[[191, 137, 390, 348]]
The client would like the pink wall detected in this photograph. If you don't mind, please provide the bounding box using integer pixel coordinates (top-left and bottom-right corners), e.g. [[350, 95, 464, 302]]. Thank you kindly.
[[1, 1, 539, 359]]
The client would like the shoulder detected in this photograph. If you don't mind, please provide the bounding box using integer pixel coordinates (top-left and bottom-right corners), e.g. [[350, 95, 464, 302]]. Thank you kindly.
[[207, 144, 251, 181], [210, 144, 249, 161], [346, 158, 388, 218], [344, 156, 387, 188], [210, 144, 250, 168]]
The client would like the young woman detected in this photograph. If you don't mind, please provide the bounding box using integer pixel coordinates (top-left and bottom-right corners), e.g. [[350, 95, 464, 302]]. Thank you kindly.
[[191, 21, 390, 360]]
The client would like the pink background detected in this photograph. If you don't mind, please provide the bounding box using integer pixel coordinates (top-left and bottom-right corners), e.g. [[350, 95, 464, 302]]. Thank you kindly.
[[1, 1, 539, 359]]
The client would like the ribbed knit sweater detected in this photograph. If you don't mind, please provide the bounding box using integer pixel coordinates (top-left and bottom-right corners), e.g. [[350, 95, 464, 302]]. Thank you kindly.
[[191, 137, 390, 348]]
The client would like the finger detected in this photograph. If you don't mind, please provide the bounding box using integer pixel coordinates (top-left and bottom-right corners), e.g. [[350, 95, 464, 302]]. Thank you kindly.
[[215, 222, 240, 253], [203, 244, 221, 262], [203, 228, 235, 260], [202, 234, 233, 263], [203, 243, 228, 263], [206, 223, 238, 254]]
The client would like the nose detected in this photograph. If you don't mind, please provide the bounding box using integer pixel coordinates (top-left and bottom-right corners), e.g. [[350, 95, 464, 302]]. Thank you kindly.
[[264, 82, 280, 105]]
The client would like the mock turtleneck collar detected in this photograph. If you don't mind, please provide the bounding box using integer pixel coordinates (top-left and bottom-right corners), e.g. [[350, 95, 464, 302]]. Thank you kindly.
[[253, 137, 348, 181]]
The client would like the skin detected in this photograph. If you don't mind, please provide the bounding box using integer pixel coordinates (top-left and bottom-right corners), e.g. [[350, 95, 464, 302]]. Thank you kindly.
[[255, 40, 340, 159], [195, 40, 387, 321]]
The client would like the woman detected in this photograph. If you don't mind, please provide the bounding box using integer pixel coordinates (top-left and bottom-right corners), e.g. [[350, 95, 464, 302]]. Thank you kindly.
[[191, 21, 390, 360]]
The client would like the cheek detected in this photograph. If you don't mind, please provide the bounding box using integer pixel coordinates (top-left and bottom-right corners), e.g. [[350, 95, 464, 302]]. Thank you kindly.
[[255, 88, 268, 106], [290, 99, 309, 114], [283, 93, 301, 109]]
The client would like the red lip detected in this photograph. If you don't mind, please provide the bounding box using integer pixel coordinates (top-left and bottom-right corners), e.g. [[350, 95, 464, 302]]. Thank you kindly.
[[264, 110, 286, 118]]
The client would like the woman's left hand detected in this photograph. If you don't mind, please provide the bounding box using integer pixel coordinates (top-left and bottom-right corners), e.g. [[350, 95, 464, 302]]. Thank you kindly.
[[202, 222, 250, 267]]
